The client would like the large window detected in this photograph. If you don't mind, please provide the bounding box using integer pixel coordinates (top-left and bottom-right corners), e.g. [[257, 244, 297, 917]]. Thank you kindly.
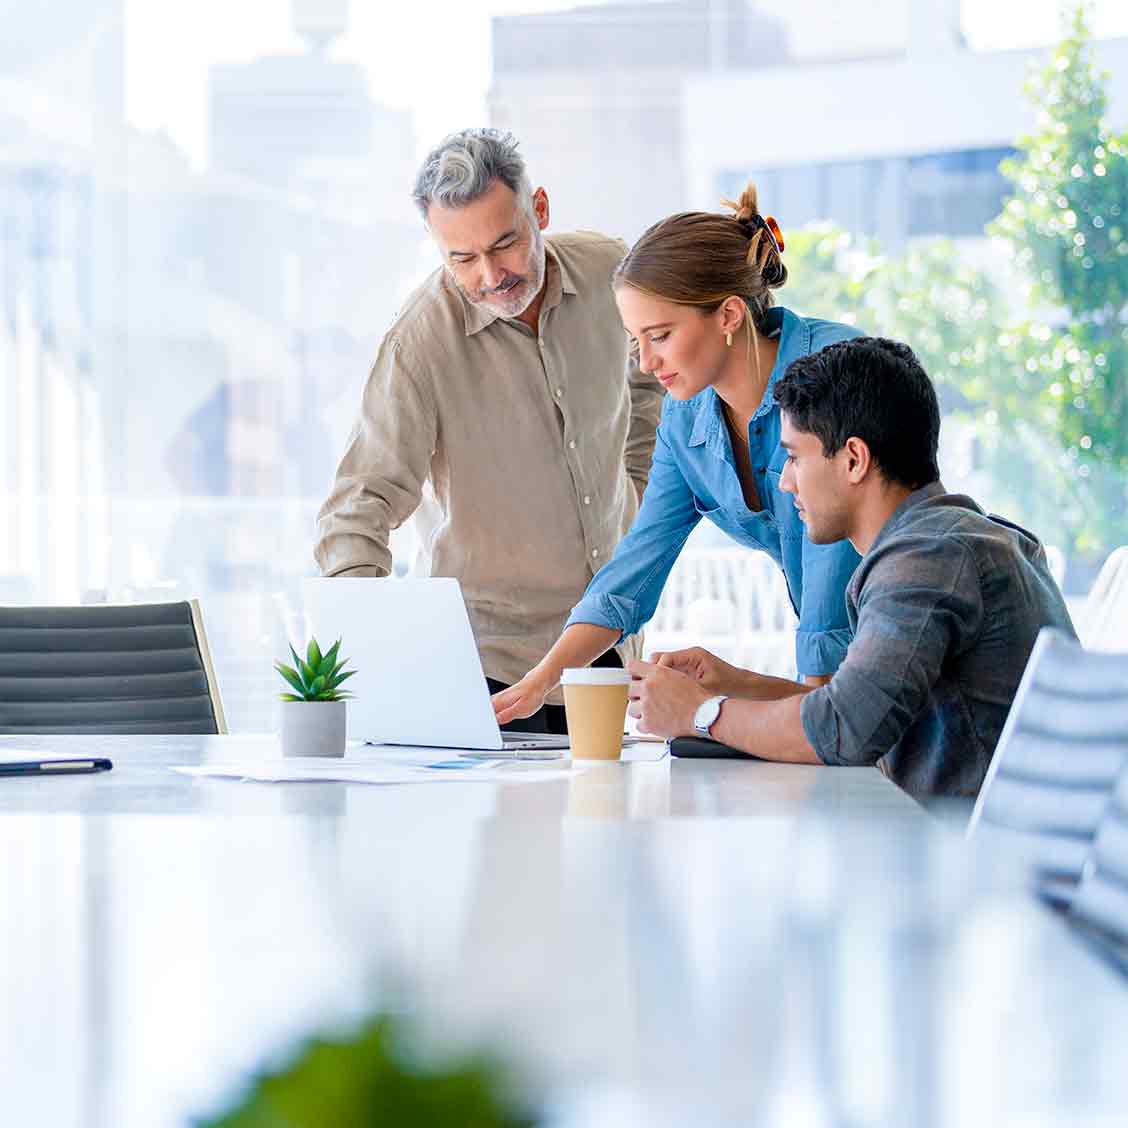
[[2, 0, 1127, 725]]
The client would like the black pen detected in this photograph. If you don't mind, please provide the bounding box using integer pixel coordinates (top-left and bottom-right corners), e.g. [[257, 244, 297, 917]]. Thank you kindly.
[[0, 758, 113, 777]]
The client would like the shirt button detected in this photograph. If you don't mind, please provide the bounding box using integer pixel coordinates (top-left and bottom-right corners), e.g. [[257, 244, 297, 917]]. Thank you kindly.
[[555, 387, 564, 397], [591, 548, 599, 558], [568, 440, 577, 450], [583, 495, 591, 505]]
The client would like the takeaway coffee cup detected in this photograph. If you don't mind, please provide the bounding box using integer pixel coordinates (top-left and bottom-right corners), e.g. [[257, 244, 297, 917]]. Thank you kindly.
[[560, 667, 632, 761]]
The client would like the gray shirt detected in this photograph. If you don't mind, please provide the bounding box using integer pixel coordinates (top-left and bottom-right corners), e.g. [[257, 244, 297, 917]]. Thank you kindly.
[[800, 483, 1076, 803]]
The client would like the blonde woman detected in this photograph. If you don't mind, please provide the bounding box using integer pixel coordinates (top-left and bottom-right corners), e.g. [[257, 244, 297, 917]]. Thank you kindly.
[[494, 184, 863, 725]]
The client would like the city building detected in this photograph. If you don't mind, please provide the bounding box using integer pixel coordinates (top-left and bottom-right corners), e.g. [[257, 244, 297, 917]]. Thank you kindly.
[[489, 0, 789, 242], [684, 1, 1128, 249]]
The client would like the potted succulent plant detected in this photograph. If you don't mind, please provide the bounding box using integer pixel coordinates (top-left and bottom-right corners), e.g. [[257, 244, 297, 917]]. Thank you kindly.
[[274, 637, 355, 758]]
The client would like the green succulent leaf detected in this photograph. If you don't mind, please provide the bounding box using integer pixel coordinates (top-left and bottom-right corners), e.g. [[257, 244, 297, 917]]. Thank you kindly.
[[278, 693, 305, 702], [275, 663, 307, 697], [288, 645, 312, 690], [307, 637, 322, 669]]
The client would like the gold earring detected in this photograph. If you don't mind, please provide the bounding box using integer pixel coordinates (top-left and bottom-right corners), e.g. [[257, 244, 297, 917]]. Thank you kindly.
[[725, 332, 733, 347]]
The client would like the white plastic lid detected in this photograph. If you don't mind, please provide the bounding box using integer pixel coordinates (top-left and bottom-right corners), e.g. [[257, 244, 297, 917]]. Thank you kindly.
[[560, 667, 632, 686]]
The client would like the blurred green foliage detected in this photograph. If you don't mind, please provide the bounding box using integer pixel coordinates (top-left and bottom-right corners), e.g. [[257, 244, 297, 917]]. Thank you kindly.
[[198, 1016, 538, 1128], [784, 3, 1128, 566]]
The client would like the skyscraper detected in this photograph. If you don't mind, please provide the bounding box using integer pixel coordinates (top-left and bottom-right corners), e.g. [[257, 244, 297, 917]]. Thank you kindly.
[[489, 0, 789, 241]]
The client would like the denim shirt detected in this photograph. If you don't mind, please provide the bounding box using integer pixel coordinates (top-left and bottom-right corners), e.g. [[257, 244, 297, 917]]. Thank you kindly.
[[566, 306, 863, 677]]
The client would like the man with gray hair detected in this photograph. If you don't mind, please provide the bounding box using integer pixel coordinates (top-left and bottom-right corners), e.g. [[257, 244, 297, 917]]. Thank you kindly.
[[315, 128, 663, 733]]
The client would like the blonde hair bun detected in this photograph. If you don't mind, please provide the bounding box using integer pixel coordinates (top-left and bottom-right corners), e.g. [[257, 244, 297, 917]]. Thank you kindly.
[[721, 182, 761, 227], [721, 181, 787, 286]]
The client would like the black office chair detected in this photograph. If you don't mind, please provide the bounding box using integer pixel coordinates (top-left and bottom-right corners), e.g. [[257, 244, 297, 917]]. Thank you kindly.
[[0, 599, 227, 735], [967, 628, 1128, 902]]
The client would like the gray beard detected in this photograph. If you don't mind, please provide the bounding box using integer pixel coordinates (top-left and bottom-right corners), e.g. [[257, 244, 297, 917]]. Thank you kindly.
[[462, 228, 546, 319]]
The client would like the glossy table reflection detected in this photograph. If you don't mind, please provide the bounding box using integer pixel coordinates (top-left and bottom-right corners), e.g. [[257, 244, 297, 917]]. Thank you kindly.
[[0, 735, 1124, 1128]]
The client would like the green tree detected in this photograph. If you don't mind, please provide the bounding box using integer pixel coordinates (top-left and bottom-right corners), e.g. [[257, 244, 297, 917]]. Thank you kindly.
[[991, 2, 1128, 558], [783, 3, 1128, 566]]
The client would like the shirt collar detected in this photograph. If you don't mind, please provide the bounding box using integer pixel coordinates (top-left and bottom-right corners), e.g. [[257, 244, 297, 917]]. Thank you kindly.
[[459, 239, 573, 337], [687, 305, 795, 448], [865, 480, 948, 557]]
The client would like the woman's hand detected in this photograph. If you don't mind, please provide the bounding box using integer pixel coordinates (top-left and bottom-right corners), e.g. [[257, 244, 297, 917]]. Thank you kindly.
[[492, 668, 555, 725], [651, 646, 743, 696]]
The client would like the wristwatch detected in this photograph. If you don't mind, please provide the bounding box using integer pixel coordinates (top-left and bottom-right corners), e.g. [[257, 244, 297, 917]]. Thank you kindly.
[[693, 695, 729, 738]]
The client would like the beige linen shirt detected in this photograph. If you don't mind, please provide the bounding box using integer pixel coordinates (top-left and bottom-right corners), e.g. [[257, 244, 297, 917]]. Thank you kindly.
[[315, 231, 663, 698]]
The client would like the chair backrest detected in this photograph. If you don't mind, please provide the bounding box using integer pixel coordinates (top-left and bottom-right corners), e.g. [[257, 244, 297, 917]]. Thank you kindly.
[[1068, 766, 1128, 950], [1079, 545, 1128, 652], [967, 628, 1128, 885], [651, 547, 797, 635], [0, 599, 226, 735]]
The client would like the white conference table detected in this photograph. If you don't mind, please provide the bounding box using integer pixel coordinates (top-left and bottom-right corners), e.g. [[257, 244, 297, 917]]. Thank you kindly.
[[0, 734, 1125, 1128]]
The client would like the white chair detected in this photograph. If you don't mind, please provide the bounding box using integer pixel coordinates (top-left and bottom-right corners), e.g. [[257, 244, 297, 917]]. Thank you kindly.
[[1068, 765, 1128, 964], [1078, 546, 1128, 652], [647, 547, 798, 677], [967, 628, 1128, 897]]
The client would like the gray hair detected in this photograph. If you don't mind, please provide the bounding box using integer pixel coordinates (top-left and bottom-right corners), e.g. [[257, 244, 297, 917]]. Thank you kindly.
[[411, 128, 533, 222]]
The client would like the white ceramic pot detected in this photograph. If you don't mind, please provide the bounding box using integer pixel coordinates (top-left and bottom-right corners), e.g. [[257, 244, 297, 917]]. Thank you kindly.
[[279, 700, 346, 758]]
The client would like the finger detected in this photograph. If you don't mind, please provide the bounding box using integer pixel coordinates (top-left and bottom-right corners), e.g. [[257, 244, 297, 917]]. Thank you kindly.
[[491, 687, 522, 712], [627, 659, 655, 678], [627, 703, 641, 719], [500, 701, 539, 724], [495, 694, 535, 724]]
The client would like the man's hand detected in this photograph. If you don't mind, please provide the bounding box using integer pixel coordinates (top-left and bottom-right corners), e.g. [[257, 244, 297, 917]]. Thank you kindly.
[[492, 669, 553, 725], [626, 659, 711, 739], [655, 647, 812, 701], [651, 646, 744, 695]]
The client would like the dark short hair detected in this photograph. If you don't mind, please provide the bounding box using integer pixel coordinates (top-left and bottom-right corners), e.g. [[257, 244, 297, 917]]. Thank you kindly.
[[773, 337, 940, 490]]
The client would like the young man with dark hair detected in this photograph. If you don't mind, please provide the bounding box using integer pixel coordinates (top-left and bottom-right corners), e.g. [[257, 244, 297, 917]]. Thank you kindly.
[[627, 336, 1076, 802]]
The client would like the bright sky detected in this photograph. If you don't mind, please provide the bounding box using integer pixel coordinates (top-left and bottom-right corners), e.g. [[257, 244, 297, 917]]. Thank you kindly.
[[124, 0, 1128, 171]]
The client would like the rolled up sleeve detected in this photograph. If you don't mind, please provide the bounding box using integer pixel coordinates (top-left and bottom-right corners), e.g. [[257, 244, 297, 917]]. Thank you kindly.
[[624, 355, 664, 500], [566, 417, 699, 641], [794, 535, 861, 678], [800, 537, 983, 766], [314, 335, 437, 577]]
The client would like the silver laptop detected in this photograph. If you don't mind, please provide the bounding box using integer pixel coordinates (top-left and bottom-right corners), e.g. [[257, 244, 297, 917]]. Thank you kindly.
[[302, 577, 569, 754]]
